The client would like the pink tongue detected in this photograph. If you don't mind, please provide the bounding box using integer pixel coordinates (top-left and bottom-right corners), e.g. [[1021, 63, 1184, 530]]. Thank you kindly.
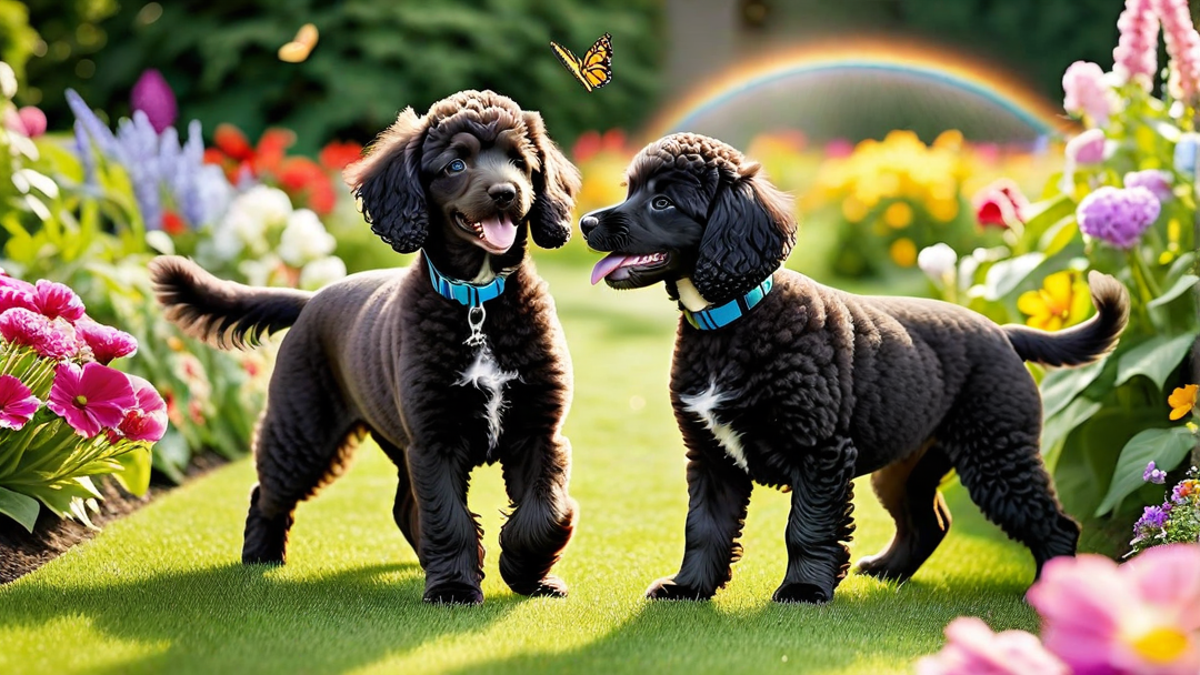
[[480, 214, 517, 251], [591, 253, 634, 285]]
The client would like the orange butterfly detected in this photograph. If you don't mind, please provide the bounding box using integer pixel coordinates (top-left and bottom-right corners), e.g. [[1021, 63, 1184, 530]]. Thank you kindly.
[[550, 33, 612, 92], [278, 23, 318, 63]]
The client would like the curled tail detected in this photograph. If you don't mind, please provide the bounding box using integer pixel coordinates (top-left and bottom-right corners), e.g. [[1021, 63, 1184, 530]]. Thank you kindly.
[[148, 255, 312, 349], [1004, 271, 1130, 367]]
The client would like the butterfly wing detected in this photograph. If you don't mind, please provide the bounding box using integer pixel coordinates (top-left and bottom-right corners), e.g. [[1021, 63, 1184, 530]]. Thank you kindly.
[[580, 33, 613, 90], [550, 41, 592, 92]]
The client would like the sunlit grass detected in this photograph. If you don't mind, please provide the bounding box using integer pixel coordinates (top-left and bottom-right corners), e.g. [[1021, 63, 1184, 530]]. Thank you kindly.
[[0, 259, 1039, 675]]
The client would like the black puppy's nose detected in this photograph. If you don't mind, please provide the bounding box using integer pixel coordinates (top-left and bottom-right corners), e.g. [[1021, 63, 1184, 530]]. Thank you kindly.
[[489, 183, 516, 207], [580, 215, 599, 237]]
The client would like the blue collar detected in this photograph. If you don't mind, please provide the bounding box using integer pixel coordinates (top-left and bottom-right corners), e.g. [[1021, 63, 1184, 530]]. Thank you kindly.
[[682, 276, 774, 330], [425, 255, 507, 307]]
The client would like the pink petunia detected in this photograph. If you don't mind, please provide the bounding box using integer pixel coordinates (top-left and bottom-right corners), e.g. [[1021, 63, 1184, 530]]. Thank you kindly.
[[116, 374, 167, 442], [915, 617, 1070, 675], [0, 308, 81, 360], [32, 280, 85, 322], [75, 319, 138, 365], [0, 373, 40, 430], [1028, 546, 1200, 675], [47, 362, 136, 438]]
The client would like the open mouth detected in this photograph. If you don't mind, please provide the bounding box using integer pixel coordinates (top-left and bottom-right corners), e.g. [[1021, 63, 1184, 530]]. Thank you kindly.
[[454, 211, 519, 254], [590, 252, 670, 285]]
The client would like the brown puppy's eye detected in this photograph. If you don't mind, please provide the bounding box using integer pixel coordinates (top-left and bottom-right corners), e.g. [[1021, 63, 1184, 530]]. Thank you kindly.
[[446, 159, 466, 174], [651, 196, 673, 210], [511, 157, 527, 170]]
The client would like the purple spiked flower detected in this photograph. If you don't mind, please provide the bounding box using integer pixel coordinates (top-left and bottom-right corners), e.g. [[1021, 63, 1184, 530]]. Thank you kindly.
[[1144, 460, 1168, 484], [1076, 186, 1161, 250], [130, 69, 177, 134]]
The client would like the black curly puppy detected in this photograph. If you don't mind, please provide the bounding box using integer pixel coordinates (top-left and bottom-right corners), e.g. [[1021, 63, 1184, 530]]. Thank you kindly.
[[149, 90, 581, 605], [581, 133, 1129, 604]]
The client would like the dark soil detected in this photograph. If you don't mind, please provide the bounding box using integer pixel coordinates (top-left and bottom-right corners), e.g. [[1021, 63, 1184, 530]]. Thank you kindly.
[[0, 453, 228, 584]]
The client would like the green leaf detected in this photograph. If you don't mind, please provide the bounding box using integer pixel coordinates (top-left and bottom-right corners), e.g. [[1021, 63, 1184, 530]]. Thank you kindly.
[[1095, 426, 1197, 516], [1042, 396, 1104, 469], [0, 485, 40, 532], [114, 445, 153, 497], [150, 429, 189, 484], [983, 252, 1046, 301], [1147, 274, 1199, 309], [1037, 217, 1080, 258], [1021, 194, 1075, 242], [1041, 358, 1109, 420], [1115, 331, 1199, 389]]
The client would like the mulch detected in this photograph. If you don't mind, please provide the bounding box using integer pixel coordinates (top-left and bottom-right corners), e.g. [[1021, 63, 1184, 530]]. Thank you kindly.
[[0, 453, 228, 584]]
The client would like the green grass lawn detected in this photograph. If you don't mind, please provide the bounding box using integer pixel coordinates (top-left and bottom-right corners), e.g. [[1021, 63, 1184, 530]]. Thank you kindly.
[[0, 258, 1040, 675]]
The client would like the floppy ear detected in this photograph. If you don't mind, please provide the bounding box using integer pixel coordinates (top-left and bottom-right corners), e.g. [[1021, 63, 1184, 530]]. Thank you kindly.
[[692, 163, 797, 303], [522, 111, 581, 249], [343, 108, 429, 253]]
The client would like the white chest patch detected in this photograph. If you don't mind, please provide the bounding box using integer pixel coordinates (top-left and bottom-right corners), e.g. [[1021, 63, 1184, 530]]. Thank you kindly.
[[680, 384, 748, 472], [455, 347, 519, 451]]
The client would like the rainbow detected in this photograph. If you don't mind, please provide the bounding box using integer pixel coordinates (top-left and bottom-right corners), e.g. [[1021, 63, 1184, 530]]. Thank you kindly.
[[642, 38, 1074, 142]]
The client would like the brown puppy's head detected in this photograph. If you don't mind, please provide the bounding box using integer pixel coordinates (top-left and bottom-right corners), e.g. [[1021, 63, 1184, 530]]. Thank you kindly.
[[580, 133, 796, 305], [344, 90, 580, 266]]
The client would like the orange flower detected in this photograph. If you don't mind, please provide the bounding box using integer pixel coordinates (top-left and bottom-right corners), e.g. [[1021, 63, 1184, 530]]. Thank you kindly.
[[1169, 384, 1198, 421]]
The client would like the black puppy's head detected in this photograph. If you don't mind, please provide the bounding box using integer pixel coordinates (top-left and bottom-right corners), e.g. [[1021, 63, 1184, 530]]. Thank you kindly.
[[344, 90, 580, 264], [580, 133, 796, 305]]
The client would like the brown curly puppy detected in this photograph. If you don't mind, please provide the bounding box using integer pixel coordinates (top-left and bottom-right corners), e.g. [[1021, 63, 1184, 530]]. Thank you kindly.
[[581, 132, 1130, 604], [149, 90, 581, 605]]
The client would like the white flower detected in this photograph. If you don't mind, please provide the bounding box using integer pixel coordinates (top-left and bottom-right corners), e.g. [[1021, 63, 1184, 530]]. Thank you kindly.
[[299, 256, 347, 290], [236, 185, 292, 228], [0, 61, 16, 100], [216, 185, 292, 257], [918, 243, 958, 284], [277, 209, 336, 266]]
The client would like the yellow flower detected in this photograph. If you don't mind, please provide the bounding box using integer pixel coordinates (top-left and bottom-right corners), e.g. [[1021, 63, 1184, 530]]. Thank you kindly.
[[889, 238, 917, 267], [1017, 271, 1077, 331], [1169, 384, 1198, 421], [883, 201, 913, 228]]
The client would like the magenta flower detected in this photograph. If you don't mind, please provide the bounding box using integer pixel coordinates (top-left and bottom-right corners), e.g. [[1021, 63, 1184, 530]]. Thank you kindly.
[[1063, 61, 1116, 127], [1153, 0, 1200, 101], [0, 308, 81, 360], [915, 617, 1069, 675], [3, 106, 47, 138], [47, 362, 136, 437], [0, 286, 36, 314], [0, 373, 40, 430], [75, 319, 138, 365], [116, 374, 167, 442], [1125, 169, 1175, 203], [1028, 546, 1200, 675], [1066, 129, 1108, 165], [1077, 186, 1161, 250], [1114, 0, 1161, 91], [130, 69, 177, 134], [32, 280, 85, 322]]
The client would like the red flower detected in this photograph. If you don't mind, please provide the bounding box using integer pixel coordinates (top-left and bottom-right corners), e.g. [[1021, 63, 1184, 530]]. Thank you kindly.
[[205, 124, 297, 183], [161, 210, 186, 235], [973, 179, 1030, 229], [319, 141, 363, 172], [0, 373, 40, 430], [278, 157, 336, 214], [47, 362, 137, 437], [116, 374, 167, 442]]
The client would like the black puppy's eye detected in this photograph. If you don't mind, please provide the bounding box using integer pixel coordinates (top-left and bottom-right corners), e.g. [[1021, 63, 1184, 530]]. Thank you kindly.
[[651, 196, 673, 210], [511, 157, 527, 170], [446, 159, 466, 174]]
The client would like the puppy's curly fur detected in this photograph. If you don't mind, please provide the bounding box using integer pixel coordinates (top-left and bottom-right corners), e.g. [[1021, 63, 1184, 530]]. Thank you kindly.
[[583, 132, 1130, 604], [151, 91, 581, 605]]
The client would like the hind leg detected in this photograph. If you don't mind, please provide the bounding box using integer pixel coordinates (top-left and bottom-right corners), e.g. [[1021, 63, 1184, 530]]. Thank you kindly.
[[373, 432, 421, 553], [941, 377, 1079, 577], [857, 443, 954, 582], [242, 358, 360, 564]]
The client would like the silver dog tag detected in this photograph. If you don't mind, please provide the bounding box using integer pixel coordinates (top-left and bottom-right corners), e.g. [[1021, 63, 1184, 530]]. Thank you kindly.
[[465, 305, 488, 348]]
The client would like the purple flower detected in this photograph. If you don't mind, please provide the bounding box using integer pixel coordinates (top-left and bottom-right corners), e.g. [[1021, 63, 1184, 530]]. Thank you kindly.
[[1066, 129, 1107, 165], [1076, 186, 1161, 249], [1136, 504, 1170, 530], [1124, 169, 1174, 203], [65, 89, 121, 160], [1145, 460, 1169, 484], [130, 69, 177, 134]]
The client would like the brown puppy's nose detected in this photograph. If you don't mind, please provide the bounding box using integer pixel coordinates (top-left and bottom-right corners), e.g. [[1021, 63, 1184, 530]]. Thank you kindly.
[[580, 215, 598, 236], [489, 183, 517, 207]]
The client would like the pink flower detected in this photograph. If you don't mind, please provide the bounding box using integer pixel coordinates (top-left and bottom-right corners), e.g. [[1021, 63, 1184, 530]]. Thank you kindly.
[[3, 106, 47, 138], [75, 319, 137, 365], [1063, 61, 1116, 127], [0, 286, 36, 314], [32, 280, 85, 322], [1153, 0, 1200, 101], [1125, 169, 1175, 203], [973, 179, 1029, 229], [116, 374, 167, 442], [915, 617, 1070, 675], [1114, 0, 1161, 91], [0, 373, 40, 430], [1067, 129, 1108, 165], [46, 362, 136, 438], [1028, 545, 1200, 675], [130, 69, 177, 134], [0, 308, 80, 360]]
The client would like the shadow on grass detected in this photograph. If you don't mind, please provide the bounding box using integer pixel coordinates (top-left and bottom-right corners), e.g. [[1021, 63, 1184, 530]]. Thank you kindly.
[[0, 561, 522, 675]]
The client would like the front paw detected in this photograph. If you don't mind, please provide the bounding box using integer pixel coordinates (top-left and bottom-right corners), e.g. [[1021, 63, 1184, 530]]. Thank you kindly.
[[423, 580, 484, 606], [645, 576, 713, 601], [512, 575, 569, 598], [772, 581, 832, 604]]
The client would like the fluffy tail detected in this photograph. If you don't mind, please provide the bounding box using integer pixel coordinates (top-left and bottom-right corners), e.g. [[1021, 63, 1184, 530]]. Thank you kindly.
[[1003, 271, 1130, 367], [148, 256, 312, 349]]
